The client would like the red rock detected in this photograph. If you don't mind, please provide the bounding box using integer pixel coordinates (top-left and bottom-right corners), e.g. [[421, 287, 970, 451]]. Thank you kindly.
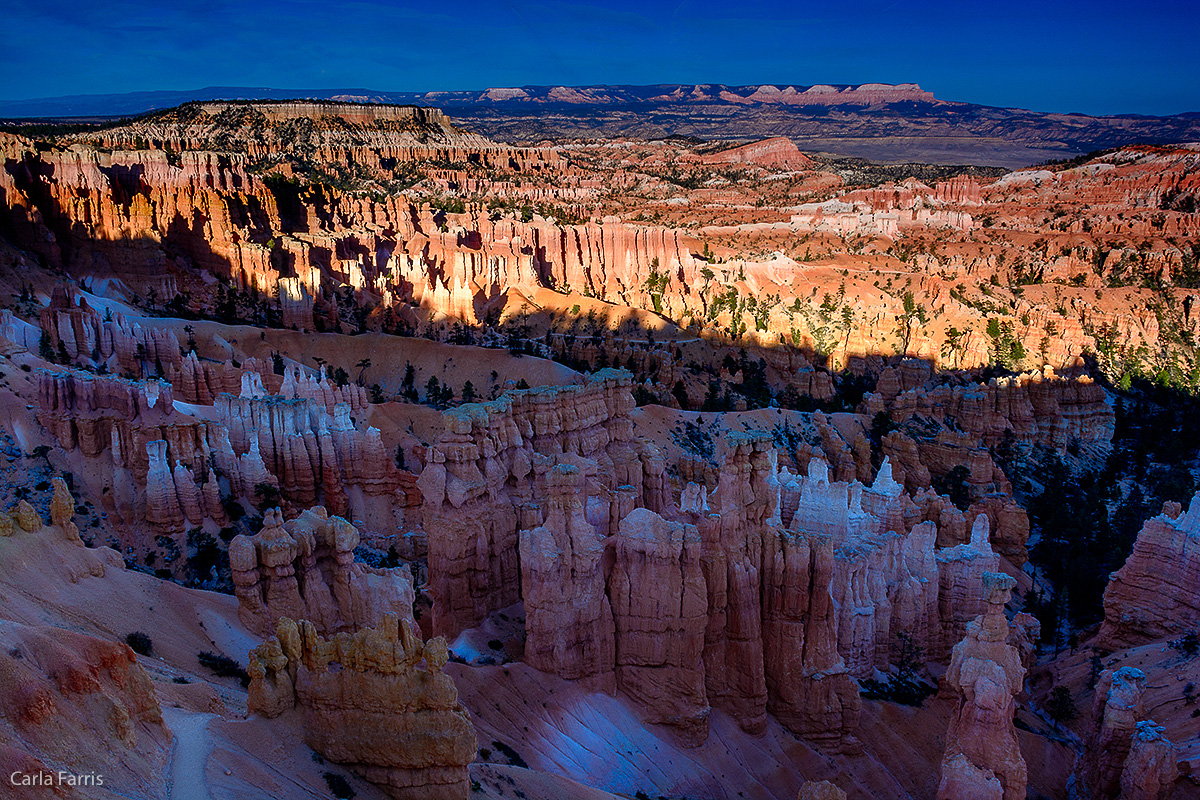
[[610, 508, 709, 745], [1099, 495, 1200, 650], [937, 571, 1027, 800], [230, 506, 415, 637], [520, 464, 616, 689], [700, 138, 813, 170]]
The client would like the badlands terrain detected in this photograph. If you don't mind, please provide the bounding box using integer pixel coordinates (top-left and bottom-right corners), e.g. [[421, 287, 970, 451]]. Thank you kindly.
[[0, 99, 1197, 799]]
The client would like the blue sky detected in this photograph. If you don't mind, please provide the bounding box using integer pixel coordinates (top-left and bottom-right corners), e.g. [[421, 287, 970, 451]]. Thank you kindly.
[[2, 0, 1197, 115]]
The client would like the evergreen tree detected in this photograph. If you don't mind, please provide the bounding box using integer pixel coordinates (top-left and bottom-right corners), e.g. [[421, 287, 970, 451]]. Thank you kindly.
[[425, 375, 442, 405]]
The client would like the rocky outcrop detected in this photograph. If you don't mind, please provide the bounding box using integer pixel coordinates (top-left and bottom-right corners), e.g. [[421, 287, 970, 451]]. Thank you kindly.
[[1099, 495, 1200, 650], [688, 433, 771, 734], [230, 507, 415, 637], [1072, 667, 1180, 800], [0, 488, 168, 798], [79, 102, 560, 177], [1120, 722, 1179, 800], [937, 572, 1027, 800], [699, 137, 813, 170], [798, 781, 847, 800], [248, 615, 477, 800], [215, 387, 409, 534], [1073, 667, 1146, 798], [37, 368, 182, 458], [609, 507, 709, 745], [0, 128, 698, 328], [36, 350, 415, 548], [967, 496, 1030, 567], [936, 515, 1001, 659], [761, 525, 862, 752], [0, 623, 170, 800], [419, 369, 666, 639], [520, 464, 616, 690]]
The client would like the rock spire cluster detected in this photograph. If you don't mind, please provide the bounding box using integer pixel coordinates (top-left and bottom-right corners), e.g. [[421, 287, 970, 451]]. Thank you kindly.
[[248, 615, 478, 800]]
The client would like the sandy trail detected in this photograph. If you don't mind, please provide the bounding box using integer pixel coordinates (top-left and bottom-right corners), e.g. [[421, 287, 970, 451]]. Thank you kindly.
[[164, 708, 216, 800]]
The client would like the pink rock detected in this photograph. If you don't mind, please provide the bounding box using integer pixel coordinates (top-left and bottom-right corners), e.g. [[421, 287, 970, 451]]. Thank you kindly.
[[937, 572, 1027, 800], [610, 507, 709, 744]]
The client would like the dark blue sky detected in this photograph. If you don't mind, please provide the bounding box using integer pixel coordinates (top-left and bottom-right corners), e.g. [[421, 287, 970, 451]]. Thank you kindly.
[[2, 0, 1197, 115]]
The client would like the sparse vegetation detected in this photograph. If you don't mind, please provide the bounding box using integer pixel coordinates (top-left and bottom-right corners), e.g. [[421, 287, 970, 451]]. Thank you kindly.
[[198, 651, 250, 687], [125, 632, 153, 656]]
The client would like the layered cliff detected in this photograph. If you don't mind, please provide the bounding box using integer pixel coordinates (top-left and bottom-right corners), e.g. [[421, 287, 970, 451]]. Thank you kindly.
[[1071, 663, 1181, 800], [35, 351, 415, 556], [0, 479, 171, 799], [1099, 495, 1200, 650], [418, 369, 667, 639], [520, 464, 617, 689], [75, 101, 561, 176], [609, 507, 709, 745]]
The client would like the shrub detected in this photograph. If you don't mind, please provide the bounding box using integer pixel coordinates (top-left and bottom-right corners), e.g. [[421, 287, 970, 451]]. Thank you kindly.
[[322, 772, 355, 799], [198, 651, 250, 687], [860, 676, 936, 707], [125, 632, 153, 656], [492, 740, 529, 769], [1045, 685, 1077, 731], [1171, 632, 1200, 658]]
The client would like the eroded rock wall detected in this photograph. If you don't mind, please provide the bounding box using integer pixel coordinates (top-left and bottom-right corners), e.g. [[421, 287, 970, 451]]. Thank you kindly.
[[1099, 495, 1200, 650], [230, 506, 415, 637], [248, 615, 477, 800]]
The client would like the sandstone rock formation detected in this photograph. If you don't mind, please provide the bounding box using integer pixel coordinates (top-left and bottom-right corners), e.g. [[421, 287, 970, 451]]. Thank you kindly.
[[520, 464, 616, 690], [1120, 722, 1179, 800], [798, 781, 847, 800], [1099, 494, 1200, 650], [761, 524, 862, 752], [230, 506, 415, 637], [248, 614, 477, 800], [936, 514, 1002, 659], [1072, 667, 1180, 800], [699, 137, 813, 170], [80, 102, 560, 178], [689, 433, 771, 735], [609, 507, 709, 744], [419, 369, 666, 639], [864, 364, 1115, 452], [0, 624, 170, 800], [35, 354, 415, 551], [937, 571, 1027, 800], [0, 484, 170, 797], [1073, 666, 1146, 798]]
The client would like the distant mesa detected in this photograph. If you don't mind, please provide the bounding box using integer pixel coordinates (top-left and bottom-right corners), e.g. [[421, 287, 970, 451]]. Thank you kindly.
[[484, 87, 530, 101]]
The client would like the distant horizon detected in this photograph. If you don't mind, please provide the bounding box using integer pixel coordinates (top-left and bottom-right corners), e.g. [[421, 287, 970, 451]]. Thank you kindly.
[[2, 0, 1197, 117], [3, 81, 1198, 121]]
